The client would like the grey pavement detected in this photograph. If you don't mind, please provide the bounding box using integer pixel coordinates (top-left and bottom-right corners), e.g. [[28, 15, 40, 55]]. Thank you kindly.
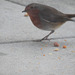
[[0, 0, 75, 75]]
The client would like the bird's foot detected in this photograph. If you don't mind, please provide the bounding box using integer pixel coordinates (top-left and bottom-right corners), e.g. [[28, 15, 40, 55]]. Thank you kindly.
[[40, 37, 48, 41]]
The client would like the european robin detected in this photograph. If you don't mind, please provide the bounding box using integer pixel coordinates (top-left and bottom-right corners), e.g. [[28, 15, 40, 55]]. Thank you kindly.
[[22, 3, 75, 41]]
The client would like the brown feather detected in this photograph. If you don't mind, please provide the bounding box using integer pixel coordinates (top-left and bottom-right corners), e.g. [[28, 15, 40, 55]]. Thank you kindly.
[[66, 14, 75, 18]]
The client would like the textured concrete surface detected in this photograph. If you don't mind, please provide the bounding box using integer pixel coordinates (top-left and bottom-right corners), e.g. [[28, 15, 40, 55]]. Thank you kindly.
[[0, 0, 75, 75], [6, 0, 75, 7]]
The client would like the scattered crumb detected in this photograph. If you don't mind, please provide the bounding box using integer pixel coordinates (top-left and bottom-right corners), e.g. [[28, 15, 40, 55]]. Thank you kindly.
[[48, 53, 53, 55], [71, 51, 75, 53], [54, 48, 59, 51], [41, 48, 42, 50], [58, 57, 61, 60], [24, 13, 28, 17], [63, 45, 67, 48], [54, 42, 59, 47], [43, 54, 45, 56], [64, 40, 67, 41]]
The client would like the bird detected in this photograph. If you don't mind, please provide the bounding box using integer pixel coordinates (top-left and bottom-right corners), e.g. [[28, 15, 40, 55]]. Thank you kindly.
[[22, 3, 75, 41]]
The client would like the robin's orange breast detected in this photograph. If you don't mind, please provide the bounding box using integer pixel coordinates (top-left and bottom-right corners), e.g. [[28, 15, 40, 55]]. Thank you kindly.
[[27, 10, 42, 28]]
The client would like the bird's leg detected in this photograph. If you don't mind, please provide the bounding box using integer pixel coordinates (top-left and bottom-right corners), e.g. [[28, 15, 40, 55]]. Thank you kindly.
[[40, 30, 54, 41]]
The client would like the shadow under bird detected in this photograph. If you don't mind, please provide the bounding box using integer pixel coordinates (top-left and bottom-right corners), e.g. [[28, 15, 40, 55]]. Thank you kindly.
[[22, 3, 75, 41]]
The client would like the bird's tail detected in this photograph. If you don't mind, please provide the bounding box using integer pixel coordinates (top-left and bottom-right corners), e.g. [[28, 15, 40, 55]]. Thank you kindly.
[[66, 14, 75, 22], [71, 19, 75, 22], [66, 14, 75, 18]]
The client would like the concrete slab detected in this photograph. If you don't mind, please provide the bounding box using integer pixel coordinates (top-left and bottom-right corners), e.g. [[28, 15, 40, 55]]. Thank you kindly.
[[0, 0, 75, 75], [6, 0, 75, 7]]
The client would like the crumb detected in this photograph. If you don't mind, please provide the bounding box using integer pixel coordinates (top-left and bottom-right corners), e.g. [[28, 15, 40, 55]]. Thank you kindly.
[[64, 40, 67, 41], [48, 53, 53, 55], [54, 48, 59, 51], [71, 51, 75, 53], [24, 13, 28, 17], [58, 57, 61, 60], [38, 62, 40, 64], [41, 48, 42, 50], [54, 42, 59, 47], [43, 54, 45, 56], [63, 45, 67, 48]]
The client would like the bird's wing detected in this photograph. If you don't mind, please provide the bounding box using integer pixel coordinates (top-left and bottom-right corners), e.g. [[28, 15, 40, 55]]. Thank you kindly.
[[39, 7, 70, 22]]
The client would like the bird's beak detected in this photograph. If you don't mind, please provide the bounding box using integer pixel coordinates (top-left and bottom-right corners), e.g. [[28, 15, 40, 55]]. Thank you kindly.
[[22, 9, 26, 13]]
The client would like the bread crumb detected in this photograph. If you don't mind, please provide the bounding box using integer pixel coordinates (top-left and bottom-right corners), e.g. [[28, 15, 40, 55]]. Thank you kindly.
[[38, 62, 40, 64], [64, 40, 67, 41], [71, 51, 75, 53], [43, 54, 45, 56], [54, 42, 59, 47], [24, 13, 28, 17], [63, 45, 67, 48], [58, 57, 61, 60], [49, 53, 53, 55], [54, 48, 59, 51], [41, 48, 42, 50]]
